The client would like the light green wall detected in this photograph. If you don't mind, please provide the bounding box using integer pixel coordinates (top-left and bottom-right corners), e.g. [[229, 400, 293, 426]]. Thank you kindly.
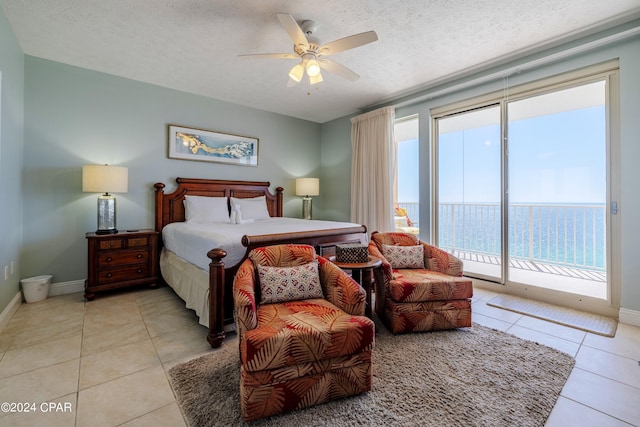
[[319, 115, 353, 222], [0, 6, 24, 311], [22, 57, 321, 283], [318, 24, 640, 313]]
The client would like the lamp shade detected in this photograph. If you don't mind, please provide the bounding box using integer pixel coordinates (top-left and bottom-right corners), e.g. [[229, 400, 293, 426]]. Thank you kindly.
[[82, 165, 128, 194], [288, 63, 304, 82], [305, 59, 321, 77], [295, 178, 319, 197]]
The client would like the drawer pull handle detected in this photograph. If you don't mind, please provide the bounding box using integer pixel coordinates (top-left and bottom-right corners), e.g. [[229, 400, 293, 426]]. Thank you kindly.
[[136, 254, 143, 259], [106, 272, 113, 278], [106, 257, 112, 262], [137, 269, 142, 274]]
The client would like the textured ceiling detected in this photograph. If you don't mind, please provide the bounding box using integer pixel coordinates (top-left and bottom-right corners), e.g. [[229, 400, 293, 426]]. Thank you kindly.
[[3, 0, 640, 123]]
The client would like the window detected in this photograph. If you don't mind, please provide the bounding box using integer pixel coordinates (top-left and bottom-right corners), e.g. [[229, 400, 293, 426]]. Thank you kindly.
[[394, 116, 419, 234]]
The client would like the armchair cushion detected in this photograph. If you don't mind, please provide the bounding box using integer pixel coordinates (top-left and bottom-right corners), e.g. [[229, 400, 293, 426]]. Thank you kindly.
[[257, 261, 323, 304], [389, 269, 473, 303], [242, 298, 374, 371], [381, 244, 424, 269]]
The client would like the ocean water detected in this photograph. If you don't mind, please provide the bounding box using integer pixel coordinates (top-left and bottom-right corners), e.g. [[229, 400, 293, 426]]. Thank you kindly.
[[438, 203, 606, 270]]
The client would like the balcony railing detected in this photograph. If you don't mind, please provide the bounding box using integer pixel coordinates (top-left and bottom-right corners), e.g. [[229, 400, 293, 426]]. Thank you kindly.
[[437, 202, 606, 272]]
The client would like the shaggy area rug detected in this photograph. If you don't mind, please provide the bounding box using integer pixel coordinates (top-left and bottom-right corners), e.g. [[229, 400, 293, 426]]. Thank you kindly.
[[168, 322, 574, 426]]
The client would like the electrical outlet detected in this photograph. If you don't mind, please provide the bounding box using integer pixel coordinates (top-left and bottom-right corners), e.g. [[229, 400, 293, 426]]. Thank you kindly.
[[3, 266, 8, 281]]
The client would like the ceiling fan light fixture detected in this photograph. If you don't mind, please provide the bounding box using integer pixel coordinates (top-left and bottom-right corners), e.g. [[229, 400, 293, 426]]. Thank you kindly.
[[306, 59, 321, 77], [288, 63, 304, 82], [309, 72, 323, 85], [240, 14, 378, 88]]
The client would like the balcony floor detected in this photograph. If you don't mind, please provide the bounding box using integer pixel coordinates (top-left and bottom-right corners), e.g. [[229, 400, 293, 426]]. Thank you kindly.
[[452, 250, 607, 300]]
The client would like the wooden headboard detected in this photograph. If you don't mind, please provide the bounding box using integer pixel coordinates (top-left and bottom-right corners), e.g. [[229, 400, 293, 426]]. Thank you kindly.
[[154, 178, 284, 232]]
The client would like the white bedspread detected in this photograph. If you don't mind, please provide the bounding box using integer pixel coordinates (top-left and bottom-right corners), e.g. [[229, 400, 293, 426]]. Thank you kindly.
[[162, 217, 364, 270]]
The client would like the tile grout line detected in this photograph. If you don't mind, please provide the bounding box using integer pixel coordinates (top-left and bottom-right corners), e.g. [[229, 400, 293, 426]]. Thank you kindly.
[[558, 395, 635, 426]]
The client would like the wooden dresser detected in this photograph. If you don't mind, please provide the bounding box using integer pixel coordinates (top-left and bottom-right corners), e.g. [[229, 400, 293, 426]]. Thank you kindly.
[[85, 229, 159, 300]]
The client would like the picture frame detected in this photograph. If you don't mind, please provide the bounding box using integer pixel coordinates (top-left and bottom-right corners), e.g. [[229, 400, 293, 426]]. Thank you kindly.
[[168, 125, 259, 166]]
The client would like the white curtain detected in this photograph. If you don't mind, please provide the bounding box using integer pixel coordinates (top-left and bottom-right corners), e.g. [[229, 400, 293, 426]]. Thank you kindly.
[[350, 106, 396, 234]]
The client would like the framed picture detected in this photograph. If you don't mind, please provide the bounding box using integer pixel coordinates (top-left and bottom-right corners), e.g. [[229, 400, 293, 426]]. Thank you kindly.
[[168, 125, 259, 166]]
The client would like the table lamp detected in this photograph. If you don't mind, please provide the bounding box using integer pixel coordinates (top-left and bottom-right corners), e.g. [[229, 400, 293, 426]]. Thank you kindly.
[[295, 177, 319, 220], [82, 164, 128, 234]]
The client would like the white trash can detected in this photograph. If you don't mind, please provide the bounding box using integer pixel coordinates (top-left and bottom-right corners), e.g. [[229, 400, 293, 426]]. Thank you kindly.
[[20, 275, 53, 303]]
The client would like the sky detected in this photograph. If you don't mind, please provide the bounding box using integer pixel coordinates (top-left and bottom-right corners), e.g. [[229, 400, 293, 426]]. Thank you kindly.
[[437, 101, 606, 204]]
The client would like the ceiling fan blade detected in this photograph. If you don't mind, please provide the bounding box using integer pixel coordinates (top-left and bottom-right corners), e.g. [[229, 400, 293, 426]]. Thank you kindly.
[[318, 59, 360, 81], [276, 13, 309, 51], [318, 31, 378, 56], [238, 53, 298, 59]]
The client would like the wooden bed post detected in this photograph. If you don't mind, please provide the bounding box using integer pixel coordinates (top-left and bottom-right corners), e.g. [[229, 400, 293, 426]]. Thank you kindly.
[[207, 248, 227, 348], [154, 183, 166, 233], [275, 187, 284, 217]]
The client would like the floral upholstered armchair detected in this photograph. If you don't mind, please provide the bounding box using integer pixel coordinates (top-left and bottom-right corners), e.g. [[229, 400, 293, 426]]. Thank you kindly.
[[369, 231, 473, 334], [233, 244, 375, 422]]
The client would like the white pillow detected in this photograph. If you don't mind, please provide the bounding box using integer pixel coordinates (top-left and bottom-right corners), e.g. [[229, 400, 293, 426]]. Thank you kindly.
[[184, 196, 230, 223], [230, 196, 270, 220], [382, 244, 425, 269], [257, 262, 323, 304]]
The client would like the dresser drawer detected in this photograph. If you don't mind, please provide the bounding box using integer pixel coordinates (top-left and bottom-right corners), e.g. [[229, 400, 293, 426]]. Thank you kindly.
[[98, 236, 150, 250], [99, 239, 123, 250], [97, 250, 148, 266], [128, 237, 149, 247], [98, 265, 150, 284]]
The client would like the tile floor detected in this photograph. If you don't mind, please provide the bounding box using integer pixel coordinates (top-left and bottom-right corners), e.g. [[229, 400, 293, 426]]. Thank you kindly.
[[0, 285, 638, 426]]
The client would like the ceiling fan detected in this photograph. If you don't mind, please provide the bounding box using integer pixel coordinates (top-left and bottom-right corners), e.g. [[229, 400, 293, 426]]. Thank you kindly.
[[239, 13, 378, 87]]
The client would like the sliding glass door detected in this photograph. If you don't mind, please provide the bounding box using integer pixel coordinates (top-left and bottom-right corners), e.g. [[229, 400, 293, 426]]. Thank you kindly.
[[433, 67, 615, 303], [436, 106, 503, 282], [506, 81, 607, 299]]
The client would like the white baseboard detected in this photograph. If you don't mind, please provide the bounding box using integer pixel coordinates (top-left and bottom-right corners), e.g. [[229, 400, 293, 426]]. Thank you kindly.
[[0, 292, 22, 334], [48, 280, 84, 297], [0, 281, 84, 334], [619, 308, 640, 327]]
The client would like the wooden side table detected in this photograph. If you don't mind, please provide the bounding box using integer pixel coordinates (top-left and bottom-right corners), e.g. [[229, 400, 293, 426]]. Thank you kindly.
[[85, 229, 159, 300], [331, 256, 382, 318]]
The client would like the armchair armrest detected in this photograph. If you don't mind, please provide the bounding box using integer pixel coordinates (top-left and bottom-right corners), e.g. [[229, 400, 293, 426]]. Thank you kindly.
[[368, 241, 393, 283], [421, 242, 464, 277], [232, 259, 258, 336], [318, 257, 366, 316]]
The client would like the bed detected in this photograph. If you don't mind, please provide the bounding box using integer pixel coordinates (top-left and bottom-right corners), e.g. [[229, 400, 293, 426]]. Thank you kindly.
[[154, 178, 367, 348]]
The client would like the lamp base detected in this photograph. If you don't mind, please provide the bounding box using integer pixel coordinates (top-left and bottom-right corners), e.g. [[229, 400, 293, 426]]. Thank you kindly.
[[302, 197, 313, 220], [95, 229, 119, 235], [97, 193, 119, 234]]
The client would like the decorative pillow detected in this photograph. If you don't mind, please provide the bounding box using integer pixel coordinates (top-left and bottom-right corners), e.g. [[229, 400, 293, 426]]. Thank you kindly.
[[381, 244, 424, 269], [230, 196, 270, 220], [257, 261, 323, 304], [184, 196, 230, 223]]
